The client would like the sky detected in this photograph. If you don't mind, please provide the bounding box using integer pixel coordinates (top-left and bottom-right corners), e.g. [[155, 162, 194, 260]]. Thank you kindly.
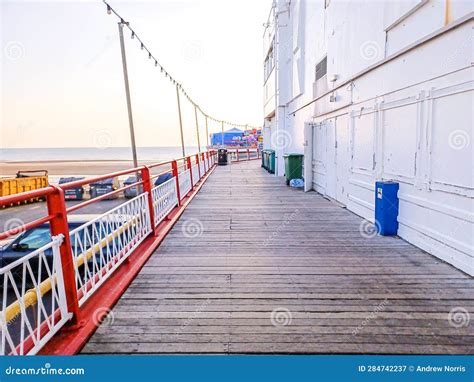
[[0, 0, 269, 148]]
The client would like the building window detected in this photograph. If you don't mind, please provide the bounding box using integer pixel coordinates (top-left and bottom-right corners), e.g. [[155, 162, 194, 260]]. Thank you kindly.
[[264, 40, 275, 82], [315, 56, 327, 81]]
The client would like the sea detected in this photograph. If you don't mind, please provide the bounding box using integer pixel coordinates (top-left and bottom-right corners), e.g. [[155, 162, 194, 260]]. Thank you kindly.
[[0, 147, 200, 162]]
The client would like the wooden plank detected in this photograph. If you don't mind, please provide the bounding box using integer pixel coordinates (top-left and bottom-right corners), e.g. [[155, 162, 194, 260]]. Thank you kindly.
[[83, 161, 474, 355]]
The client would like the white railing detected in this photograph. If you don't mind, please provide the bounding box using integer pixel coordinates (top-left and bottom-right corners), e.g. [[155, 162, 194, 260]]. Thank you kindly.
[[178, 169, 192, 199], [200, 159, 205, 175], [70, 193, 151, 306], [0, 235, 71, 355], [152, 177, 178, 226], [191, 165, 199, 187]]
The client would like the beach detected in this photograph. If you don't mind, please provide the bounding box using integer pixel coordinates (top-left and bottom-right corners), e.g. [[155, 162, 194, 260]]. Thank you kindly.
[[0, 159, 169, 177]]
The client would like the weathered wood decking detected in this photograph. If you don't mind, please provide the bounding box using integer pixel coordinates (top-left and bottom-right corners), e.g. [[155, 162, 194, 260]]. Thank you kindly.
[[83, 160, 473, 354]]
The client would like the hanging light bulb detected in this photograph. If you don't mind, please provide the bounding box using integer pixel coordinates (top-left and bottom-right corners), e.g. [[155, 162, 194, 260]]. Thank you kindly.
[[141, 43, 144, 50], [107, 4, 111, 14], [155, 60, 158, 67], [131, 31, 135, 39], [148, 52, 152, 59]]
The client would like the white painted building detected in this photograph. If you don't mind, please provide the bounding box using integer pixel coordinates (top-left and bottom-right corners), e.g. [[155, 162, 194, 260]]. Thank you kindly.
[[263, 0, 473, 275]]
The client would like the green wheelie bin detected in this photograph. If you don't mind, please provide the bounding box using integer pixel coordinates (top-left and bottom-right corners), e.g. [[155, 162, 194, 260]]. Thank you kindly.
[[262, 150, 268, 169], [268, 150, 275, 174], [283, 153, 303, 185]]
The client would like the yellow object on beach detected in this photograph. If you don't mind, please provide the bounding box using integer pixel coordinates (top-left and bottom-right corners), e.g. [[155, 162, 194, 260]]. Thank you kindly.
[[0, 171, 49, 202]]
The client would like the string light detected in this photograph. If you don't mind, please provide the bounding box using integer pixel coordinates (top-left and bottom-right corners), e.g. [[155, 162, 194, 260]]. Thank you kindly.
[[102, 0, 261, 130]]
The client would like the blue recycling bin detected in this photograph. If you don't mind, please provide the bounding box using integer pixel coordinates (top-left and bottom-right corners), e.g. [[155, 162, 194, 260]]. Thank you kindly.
[[375, 181, 399, 236]]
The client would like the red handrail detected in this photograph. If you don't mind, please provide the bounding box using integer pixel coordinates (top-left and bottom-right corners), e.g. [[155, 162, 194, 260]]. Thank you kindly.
[[0, 149, 224, 355]]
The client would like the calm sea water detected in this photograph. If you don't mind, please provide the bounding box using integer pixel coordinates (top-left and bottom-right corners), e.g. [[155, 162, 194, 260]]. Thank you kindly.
[[0, 147, 200, 162]]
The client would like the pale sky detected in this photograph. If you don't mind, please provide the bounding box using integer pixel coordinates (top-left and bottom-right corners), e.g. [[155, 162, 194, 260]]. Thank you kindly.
[[1, 0, 268, 148]]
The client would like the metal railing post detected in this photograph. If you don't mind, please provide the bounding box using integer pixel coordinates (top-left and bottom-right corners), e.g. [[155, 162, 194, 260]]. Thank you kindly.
[[172, 160, 181, 206], [141, 166, 155, 229], [186, 156, 193, 189], [46, 187, 81, 325], [237, 148, 240, 162], [247, 148, 250, 160], [201, 153, 206, 173], [196, 154, 201, 179]]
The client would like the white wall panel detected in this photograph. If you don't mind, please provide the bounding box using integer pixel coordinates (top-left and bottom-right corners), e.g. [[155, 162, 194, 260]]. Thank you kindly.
[[382, 104, 418, 180], [430, 90, 473, 190]]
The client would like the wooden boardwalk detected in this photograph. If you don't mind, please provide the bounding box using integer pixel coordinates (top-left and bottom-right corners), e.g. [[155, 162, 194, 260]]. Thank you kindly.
[[83, 161, 473, 354]]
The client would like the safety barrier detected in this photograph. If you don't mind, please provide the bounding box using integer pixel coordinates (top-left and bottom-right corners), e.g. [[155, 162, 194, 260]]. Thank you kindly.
[[227, 148, 260, 163], [0, 234, 70, 355], [151, 178, 178, 227], [0, 150, 216, 355], [71, 193, 152, 307]]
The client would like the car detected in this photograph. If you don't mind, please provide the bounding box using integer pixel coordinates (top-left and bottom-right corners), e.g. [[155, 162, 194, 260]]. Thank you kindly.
[[0, 214, 134, 285]]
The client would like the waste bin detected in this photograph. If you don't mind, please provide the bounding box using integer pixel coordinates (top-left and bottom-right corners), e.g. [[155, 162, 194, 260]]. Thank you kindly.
[[262, 150, 268, 170], [123, 176, 143, 199], [283, 153, 303, 185], [154, 172, 173, 186], [260, 149, 265, 168], [375, 181, 399, 236], [59, 177, 85, 200], [90, 177, 120, 200], [218, 149, 228, 165], [268, 150, 276, 174]]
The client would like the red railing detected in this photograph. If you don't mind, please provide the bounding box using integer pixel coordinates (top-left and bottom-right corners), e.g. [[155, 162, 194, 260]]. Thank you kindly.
[[227, 148, 260, 162], [0, 150, 218, 355]]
